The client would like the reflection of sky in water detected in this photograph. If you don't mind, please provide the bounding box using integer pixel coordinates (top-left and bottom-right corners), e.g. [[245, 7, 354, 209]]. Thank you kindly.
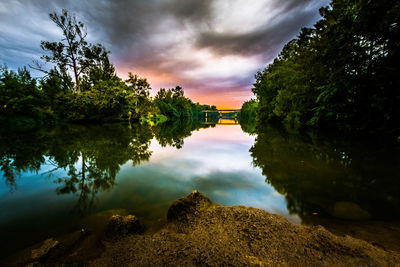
[[109, 125, 300, 224], [0, 124, 299, 256], [0, 125, 300, 224]]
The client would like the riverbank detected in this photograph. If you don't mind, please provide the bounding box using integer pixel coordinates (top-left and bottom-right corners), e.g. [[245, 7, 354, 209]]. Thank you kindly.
[[3, 191, 400, 266]]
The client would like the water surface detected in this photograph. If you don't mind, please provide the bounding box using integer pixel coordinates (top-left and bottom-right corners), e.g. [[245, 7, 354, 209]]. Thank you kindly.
[[1, 121, 399, 257]]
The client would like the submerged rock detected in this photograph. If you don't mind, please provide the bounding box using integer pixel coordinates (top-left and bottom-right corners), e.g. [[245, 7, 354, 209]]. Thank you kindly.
[[332, 201, 371, 220], [31, 238, 59, 261]]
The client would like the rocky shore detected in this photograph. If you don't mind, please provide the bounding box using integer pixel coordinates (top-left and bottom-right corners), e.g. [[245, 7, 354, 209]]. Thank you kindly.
[[4, 191, 400, 266]]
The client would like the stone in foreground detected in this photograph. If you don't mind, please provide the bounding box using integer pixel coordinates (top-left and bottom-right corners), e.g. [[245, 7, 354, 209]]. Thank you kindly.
[[94, 191, 400, 266]]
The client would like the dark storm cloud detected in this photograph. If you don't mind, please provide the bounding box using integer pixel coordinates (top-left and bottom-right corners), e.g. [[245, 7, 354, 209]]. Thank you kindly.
[[0, 0, 75, 70], [164, 0, 213, 23], [70, 0, 213, 59], [34, 0, 212, 79], [195, 0, 326, 60]]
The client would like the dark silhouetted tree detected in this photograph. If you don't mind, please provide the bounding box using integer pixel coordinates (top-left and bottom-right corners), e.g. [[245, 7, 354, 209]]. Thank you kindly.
[[38, 9, 92, 93]]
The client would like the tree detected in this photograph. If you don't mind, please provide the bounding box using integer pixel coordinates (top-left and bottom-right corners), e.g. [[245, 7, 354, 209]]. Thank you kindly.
[[0, 65, 43, 118], [125, 73, 152, 120], [240, 99, 258, 133], [37, 9, 92, 93], [125, 73, 151, 99], [252, 0, 400, 135], [81, 43, 120, 91], [172, 85, 184, 98]]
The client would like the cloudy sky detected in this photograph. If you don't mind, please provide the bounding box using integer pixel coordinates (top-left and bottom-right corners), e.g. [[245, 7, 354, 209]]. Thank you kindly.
[[0, 0, 330, 108]]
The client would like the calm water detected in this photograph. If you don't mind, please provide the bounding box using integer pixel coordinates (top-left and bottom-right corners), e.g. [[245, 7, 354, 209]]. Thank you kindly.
[[0, 121, 399, 257]]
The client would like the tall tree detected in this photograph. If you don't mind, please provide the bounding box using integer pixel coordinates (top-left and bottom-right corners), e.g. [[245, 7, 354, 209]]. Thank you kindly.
[[125, 73, 152, 120], [38, 9, 91, 93], [81, 43, 120, 90]]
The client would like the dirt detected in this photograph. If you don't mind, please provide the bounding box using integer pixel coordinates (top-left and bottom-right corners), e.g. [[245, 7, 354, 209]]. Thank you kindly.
[[4, 191, 400, 266]]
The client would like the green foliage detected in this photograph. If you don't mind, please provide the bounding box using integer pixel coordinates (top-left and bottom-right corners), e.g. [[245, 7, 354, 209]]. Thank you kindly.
[[253, 0, 400, 135], [125, 73, 153, 120], [240, 99, 258, 134], [81, 44, 120, 91], [154, 87, 190, 119], [0, 65, 48, 123], [154, 86, 216, 121], [0, 63, 213, 124], [241, 100, 258, 120]]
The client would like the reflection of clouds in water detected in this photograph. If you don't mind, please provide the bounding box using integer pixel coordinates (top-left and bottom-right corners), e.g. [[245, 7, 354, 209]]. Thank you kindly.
[[115, 124, 299, 223], [149, 126, 258, 177], [190, 125, 256, 143], [116, 164, 299, 223]]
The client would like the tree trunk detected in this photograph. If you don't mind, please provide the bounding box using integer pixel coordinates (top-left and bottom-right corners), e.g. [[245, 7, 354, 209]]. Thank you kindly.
[[81, 152, 86, 181], [72, 58, 81, 94], [75, 73, 81, 94]]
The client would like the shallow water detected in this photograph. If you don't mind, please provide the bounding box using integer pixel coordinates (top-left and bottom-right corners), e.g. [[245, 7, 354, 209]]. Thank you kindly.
[[0, 121, 399, 257]]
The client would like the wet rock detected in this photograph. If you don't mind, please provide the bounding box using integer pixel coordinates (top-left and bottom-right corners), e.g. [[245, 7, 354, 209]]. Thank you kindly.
[[106, 214, 143, 237], [167, 190, 212, 223], [332, 201, 371, 220], [31, 238, 59, 261]]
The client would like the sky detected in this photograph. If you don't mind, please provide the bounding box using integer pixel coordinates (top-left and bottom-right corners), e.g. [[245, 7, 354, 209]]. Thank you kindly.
[[0, 0, 330, 108]]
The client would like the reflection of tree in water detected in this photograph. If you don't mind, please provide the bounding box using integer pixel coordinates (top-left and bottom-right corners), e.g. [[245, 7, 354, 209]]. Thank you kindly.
[[0, 124, 153, 215], [0, 121, 211, 214], [0, 129, 48, 192], [0, 158, 19, 192], [152, 119, 212, 149], [239, 115, 256, 136], [250, 125, 400, 221], [48, 124, 154, 215]]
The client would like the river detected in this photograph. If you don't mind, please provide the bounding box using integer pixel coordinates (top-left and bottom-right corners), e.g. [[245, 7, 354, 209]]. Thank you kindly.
[[0, 120, 399, 257]]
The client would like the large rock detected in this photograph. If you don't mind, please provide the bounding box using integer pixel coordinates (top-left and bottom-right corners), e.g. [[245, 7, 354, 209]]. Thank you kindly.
[[105, 214, 143, 237], [167, 190, 212, 223], [93, 191, 400, 266]]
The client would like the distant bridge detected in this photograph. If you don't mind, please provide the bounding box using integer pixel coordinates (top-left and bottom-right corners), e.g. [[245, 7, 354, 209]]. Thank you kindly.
[[203, 119, 239, 125], [202, 109, 241, 121], [202, 109, 241, 112]]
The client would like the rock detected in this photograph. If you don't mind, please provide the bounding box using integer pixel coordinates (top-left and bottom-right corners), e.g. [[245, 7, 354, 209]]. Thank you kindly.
[[106, 214, 143, 237], [92, 191, 400, 266], [8, 192, 400, 266], [31, 238, 59, 261], [332, 201, 371, 220], [167, 190, 212, 223]]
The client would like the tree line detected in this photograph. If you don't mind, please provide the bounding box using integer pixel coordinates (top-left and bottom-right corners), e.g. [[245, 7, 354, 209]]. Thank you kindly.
[[242, 0, 399, 137], [0, 9, 216, 126]]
